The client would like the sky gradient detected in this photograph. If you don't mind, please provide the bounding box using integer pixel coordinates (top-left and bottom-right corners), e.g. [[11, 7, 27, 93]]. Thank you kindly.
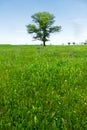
[[0, 0, 87, 45]]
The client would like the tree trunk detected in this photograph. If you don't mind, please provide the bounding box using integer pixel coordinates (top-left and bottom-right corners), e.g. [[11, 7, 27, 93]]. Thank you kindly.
[[43, 40, 46, 46], [43, 30, 46, 46]]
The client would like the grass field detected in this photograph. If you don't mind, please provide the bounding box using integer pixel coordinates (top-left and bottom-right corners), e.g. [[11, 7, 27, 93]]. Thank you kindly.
[[0, 45, 87, 130]]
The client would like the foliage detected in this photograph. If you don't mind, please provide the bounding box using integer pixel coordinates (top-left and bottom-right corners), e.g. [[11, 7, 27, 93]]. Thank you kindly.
[[68, 42, 71, 45], [0, 45, 87, 130], [84, 42, 87, 45], [26, 12, 61, 46], [72, 42, 75, 45]]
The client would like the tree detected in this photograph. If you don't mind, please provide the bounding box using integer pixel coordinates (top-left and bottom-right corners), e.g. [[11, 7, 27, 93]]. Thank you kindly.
[[72, 42, 75, 45], [26, 12, 61, 46], [84, 40, 87, 45], [68, 42, 71, 45], [84, 42, 87, 45]]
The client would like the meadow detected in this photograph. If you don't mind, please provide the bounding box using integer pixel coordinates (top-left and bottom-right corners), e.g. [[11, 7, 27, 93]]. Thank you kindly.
[[0, 45, 87, 130]]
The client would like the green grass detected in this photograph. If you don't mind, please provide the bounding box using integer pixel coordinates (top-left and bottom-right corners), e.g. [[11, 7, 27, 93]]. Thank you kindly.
[[0, 45, 87, 130]]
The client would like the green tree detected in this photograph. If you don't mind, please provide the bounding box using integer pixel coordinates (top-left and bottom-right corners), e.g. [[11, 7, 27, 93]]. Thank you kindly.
[[72, 42, 75, 45], [84, 42, 87, 45], [68, 42, 71, 45], [26, 12, 61, 46]]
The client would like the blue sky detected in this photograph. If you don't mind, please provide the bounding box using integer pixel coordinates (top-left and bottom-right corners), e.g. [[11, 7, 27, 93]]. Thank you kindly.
[[0, 0, 87, 45]]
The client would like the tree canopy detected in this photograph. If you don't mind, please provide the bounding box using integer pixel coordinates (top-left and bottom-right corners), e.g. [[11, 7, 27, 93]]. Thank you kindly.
[[26, 12, 61, 46]]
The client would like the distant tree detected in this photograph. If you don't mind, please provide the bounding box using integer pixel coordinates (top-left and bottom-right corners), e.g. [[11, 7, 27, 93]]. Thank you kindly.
[[84, 40, 87, 45], [72, 42, 75, 45], [84, 42, 87, 45], [68, 42, 71, 45], [26, 12, 61, 46]]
